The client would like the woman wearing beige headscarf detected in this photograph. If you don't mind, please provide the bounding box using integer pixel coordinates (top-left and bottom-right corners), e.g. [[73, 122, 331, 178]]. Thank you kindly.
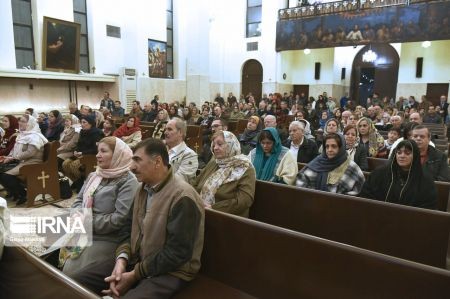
[[57, 115, 81, 168], [192, 130, 256, 217], [61, 136, 138, 277]]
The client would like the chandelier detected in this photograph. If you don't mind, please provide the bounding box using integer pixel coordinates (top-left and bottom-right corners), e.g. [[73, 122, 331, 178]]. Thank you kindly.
[[362, 46, 377, 63]]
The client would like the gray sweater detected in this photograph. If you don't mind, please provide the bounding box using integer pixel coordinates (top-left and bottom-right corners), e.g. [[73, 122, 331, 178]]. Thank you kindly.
[[72, 171, 138, 242]]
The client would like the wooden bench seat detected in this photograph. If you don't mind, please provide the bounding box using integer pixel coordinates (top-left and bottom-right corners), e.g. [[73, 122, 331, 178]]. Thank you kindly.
[[176, 209, 450, 298], [250, 180, 450, 268], [18, 141, 61, 207], [0, 246, 100, 299]]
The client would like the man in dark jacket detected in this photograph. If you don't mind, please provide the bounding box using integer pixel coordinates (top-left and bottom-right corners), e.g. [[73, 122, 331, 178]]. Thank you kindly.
[[283, 121, 318, 163], [412, 125, 449, 182]]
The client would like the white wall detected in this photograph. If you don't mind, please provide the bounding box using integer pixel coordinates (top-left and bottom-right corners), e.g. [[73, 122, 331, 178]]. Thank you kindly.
[[32, 0, 74, 71], [0, 0, 16, 69], [398, 40, 450, 84]]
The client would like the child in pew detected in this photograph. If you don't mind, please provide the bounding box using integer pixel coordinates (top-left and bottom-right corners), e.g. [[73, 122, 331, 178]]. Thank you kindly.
[[359, 139, 437, 210], [297, 133, 365, 195], [376, 127, 401, 158]]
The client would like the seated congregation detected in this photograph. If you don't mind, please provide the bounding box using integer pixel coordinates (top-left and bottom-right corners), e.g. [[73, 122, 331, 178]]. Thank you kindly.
[[1, 90, 450, 298]]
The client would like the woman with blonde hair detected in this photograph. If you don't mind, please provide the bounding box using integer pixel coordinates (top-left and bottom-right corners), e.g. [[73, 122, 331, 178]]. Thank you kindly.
[[356, 117, 384, 157], [152, 109, 170, 139]]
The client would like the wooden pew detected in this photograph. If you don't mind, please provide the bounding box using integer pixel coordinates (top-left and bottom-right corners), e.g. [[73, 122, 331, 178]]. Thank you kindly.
[[235, 119, 248, 136], [18, 141, 61, 207], [185, 125, 203, 154], [175, 210, 450, 298], [227, 120, 237, 134], [79, 155, 98, 176], [250, 180, 450, 268], [367, 157, 389, 171], [0, 246, 100, 299], [140, 124, 155, 139]]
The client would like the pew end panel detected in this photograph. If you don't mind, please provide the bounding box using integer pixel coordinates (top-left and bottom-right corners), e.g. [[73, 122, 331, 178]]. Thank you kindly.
[[18, 141, 61, 207], [251, 181, 450, 268]]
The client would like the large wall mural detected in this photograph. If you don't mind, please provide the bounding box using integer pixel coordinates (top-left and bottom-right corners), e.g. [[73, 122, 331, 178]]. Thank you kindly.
[[276, 1, 450, 51]]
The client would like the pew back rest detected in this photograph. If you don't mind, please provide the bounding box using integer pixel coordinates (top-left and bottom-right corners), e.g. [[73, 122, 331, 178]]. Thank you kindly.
[[250, 180, 450, 268], [435, 180, 450, 212], [80, 154, 98, 176], [199, 210, 450, 298], [0, 246, 100, 299], [367, 157, 389, 171]]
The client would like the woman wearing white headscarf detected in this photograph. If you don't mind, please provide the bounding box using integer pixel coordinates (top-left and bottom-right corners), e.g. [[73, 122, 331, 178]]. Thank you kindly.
[[0, 115, 48, 204], [192, 130, 256, 217], [61, 136, 138, 277]]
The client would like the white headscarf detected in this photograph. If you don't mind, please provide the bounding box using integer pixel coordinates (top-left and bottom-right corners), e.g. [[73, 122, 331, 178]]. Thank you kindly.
[[15, 115, 48, 149]]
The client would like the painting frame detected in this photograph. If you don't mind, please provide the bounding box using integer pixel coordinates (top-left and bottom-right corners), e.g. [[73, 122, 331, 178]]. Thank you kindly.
[[148, 39, 167, 78], [42, 16, 81, 73]]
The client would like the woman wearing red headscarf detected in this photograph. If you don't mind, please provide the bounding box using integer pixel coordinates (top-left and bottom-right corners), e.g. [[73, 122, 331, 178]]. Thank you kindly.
[[0, 115, 19, 158], [113, 116, 142, 149]]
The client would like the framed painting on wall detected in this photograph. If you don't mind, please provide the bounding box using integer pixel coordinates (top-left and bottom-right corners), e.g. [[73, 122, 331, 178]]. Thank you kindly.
[[148, 39, 167, 78], [42, 16, 81, 73]]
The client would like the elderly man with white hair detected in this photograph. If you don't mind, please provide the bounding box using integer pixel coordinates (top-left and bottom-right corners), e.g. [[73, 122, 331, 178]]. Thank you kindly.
[[341, 110, 352, 128], [164, 118, 198, 182], [283, 121, 318, 163], [264, 115, 288, 144]]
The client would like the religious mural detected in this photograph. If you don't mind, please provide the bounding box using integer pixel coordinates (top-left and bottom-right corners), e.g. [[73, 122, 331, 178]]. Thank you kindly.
[[148, 39, 167, 78], [276, 1, 450, 51]]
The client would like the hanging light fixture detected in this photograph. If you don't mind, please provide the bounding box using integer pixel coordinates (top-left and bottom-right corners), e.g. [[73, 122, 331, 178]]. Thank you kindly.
[[362, 45, 377, 63], [304, 48, 311, 55], [422, 41, 431, 48]]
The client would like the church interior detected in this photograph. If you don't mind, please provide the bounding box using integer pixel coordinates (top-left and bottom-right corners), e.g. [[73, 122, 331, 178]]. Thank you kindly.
[[1, 0, 450, 298]]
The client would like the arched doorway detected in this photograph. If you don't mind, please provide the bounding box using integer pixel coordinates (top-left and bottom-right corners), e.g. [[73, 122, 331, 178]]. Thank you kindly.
[[242, 59, 263, 101], [350, 44, 400, 106]]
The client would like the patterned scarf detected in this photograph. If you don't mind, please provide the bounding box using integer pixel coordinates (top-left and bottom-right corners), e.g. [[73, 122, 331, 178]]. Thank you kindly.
[[201, 131, 251, 205]]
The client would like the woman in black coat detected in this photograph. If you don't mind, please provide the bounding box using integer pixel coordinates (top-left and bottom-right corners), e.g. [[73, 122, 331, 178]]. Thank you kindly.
[[62, 115, 104, 191], [359, 139, 437, 210]]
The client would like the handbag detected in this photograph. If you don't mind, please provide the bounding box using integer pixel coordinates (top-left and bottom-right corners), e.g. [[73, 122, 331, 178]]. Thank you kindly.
[[59, 175, 72, 199]]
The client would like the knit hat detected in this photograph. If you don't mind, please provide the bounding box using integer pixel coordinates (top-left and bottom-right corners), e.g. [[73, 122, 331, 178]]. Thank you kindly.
[[81, 114, 96, 127]]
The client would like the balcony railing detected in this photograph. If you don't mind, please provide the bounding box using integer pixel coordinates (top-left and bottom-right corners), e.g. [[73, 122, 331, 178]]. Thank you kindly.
[[278, 0, 444, 20]]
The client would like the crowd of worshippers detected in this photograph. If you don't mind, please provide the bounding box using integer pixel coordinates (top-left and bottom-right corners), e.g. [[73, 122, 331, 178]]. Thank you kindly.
[[0, 90, 449, 297]]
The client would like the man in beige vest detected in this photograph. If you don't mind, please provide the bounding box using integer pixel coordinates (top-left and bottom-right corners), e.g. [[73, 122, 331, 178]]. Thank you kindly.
[[73, 138, 204, 299]]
